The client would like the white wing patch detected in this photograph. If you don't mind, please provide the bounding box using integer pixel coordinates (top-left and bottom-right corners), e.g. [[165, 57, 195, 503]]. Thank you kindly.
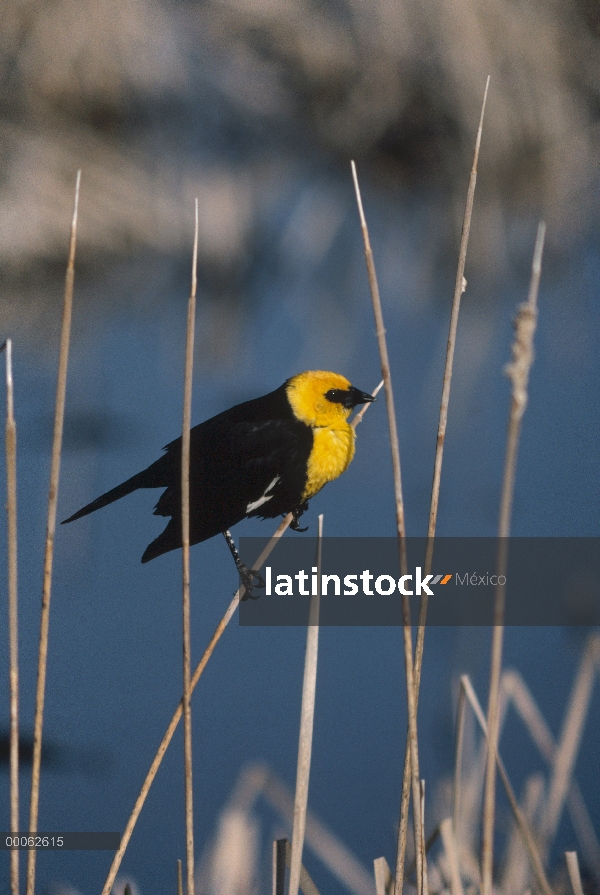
[[246, 476, 280, 513]]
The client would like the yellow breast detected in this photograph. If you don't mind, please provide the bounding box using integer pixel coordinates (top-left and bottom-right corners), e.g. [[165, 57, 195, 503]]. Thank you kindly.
[[302, 424, 356, 501]]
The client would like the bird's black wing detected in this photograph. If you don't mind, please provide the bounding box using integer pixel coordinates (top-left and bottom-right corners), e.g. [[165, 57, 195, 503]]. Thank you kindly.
[[141, 414, 313, 562], [62, 382, 312, 563], [221, 416, 313, 519]]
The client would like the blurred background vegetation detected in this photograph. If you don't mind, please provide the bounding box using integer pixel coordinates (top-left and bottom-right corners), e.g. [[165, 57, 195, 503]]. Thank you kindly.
[[2, 0, 600, 334]]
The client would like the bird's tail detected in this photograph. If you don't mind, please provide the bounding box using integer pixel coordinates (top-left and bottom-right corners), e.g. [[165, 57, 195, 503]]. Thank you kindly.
[[62, 470, 150, 524], [141, 519, 180, 564]]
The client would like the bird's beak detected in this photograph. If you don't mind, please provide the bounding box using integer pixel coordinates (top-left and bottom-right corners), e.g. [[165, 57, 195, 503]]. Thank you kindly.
[[346, 386, 376, 408]]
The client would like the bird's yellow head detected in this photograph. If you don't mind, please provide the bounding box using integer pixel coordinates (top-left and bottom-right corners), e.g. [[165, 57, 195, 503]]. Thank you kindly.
[[285, 371, 374, 428]]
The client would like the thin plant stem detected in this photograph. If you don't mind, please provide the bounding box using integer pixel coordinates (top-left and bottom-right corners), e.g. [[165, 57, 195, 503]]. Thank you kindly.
[[419, 781, 428, 895], [289, 514, 323, 895], [100, 390, 379, 895], [440, 818, 464, 895], [274, 839, 287, 895], [351, 160, 422, 895], [181, 199, 199, 895], [404, 825, 442, 882], [27, 170, 81, 895], [285, 838, 321, 895], [351, 395, 379, 432], [396, 77, 490, 892], [178, 859, 184, 895], [452, 676, 468, 839], [481, 222, 546, 895], [2, 339, 19, 895], [352, 381, 384, 426], [565, 852, 585, 895], [349, 165, 408, 565], [374, 857, 393, 895], [425, 74, 490, 560]]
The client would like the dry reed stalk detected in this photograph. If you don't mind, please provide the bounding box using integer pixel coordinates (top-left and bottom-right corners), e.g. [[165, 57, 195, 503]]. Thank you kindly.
[[181, 199, 199, 895], [501, 774, 544, 895], [349, 165, 408, 569], [424, 74, 490, 564], [452, 674, 467, 841], [459, 675, 553, 895], [289, 514, 323, 895], [440, 818, 464, 895], [284, 838, 322, 895], [350, 388, 380, 432], [404, 824, 443, 878], [481, 221, 546, 895], [565, 852, 585, 895], [397, 77, 490, 893], [351, 160, 423, 895], [26, 170, 80, 895], [2, 339, 19, 895], [178, 859, 184, 895], [100, 391, 380, 895], [455, 721, 491, 882], [274, 839, 287, 895], [419, 781, 428, 895], [352, 381, 384, 425], [452, 671, 486, 881], [374, 857, 394, 895]]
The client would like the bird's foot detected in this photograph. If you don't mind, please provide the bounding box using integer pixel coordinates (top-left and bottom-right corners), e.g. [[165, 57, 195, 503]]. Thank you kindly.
[[238, 564, 265, 601], [290, 502, 309, 532]]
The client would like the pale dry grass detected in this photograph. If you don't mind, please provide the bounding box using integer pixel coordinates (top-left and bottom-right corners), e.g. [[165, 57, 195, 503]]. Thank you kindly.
[[195, 634, 600, 895], [27, 171, 80, 895], [181, 199, 200, 895], [482, 222, 546, 895], [1, 338, 19, 895], [289, 514, 323, 895], [397, 77, 490, 895]]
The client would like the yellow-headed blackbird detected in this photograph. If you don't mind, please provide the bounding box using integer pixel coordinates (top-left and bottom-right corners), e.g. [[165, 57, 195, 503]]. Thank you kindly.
[[62, 371, 374, 586]]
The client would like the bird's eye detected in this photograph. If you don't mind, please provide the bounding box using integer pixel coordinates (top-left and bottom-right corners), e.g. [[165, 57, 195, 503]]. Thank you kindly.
[[325, 388, 345, 404]]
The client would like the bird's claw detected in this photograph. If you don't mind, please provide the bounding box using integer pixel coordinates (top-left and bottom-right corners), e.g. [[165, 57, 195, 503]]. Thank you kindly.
[[239, 566, 265, 601], [290, 502, 309, 532]]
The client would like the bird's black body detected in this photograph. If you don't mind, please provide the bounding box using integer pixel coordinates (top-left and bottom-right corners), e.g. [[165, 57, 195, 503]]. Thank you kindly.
[[63, 371, 375, 573], [63, 383, 314, 562]]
